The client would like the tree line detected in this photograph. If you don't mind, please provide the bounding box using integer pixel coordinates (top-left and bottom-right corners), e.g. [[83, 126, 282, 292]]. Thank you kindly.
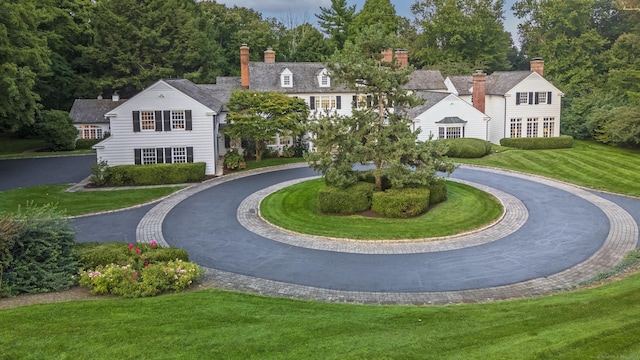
[[1, 0, 638, 146]]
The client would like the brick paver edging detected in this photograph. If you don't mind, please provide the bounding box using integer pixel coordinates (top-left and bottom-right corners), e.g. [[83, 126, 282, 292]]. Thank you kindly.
[[136, 164, 639, 304], [237, 177, 527, 254]]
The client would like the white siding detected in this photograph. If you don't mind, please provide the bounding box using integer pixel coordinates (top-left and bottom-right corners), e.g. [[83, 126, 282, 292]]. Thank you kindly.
[[413, 94, 490, 142], [96, 80, 218, 174], [485, 95, 507, 144]]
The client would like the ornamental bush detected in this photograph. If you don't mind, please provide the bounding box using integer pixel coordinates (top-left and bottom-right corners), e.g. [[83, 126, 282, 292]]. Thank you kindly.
[[104, 162, 205, 186], [1, 205, 78, 297], [34, 110, 78, 151], [317, 182, 376, 214], [499, 135, 574, 150], [223, 149, 246, 170], [443, 138, 493, 158], [371, 188, 431, 218], [78, 241, 203, 298], [429, 180, 448, 205]]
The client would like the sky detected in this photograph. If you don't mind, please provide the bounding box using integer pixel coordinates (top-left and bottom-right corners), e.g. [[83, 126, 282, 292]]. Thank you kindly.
[[214, 0, 522, 45]]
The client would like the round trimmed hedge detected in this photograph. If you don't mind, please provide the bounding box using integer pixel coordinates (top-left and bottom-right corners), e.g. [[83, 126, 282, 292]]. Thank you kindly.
[[443, 138, 493, 158], [372, 187, 431, 218]]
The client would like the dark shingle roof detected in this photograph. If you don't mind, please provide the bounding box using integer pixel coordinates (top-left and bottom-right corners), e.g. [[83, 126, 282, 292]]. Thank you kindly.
[[436, 116, 467, 124], [406, 91, 450, 119], [164, 79, 225, 112], [199, 77, 242, 106], [403, 70, 446, 91], [448, 76, 473, 96], [248, 62, 350, 93], [486, 71, 532, 95], [69, 99, 127, 124]]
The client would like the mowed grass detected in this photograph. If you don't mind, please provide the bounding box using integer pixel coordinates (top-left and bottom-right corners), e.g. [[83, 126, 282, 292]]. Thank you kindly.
[[0, 185, 184, 216], [2, 271, 640, 359], [0, 137, 46, 154], [260, 179, 503, 239], [458, 140, 640, 197]]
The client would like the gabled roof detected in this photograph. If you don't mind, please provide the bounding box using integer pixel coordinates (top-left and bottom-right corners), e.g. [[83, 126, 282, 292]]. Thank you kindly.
[[486, 71, 532, 95], [403, 70, 446, 91], [248, 62, 350, 93], [406, 91, 450, 119], [448, 76, 473, 96], [164, 79, 225, 112], [199, 77, 242, 108], [436, 116, 467, 124], [70, 99, 127, 124]]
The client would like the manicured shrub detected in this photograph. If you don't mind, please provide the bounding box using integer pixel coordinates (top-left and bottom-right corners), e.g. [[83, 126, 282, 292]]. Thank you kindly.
[[104, 162, 205, 186], [443, 138, 493, 158], [0, 214, 23, 290], [371, 188, 430, 218], [75, 138, 103, 150], [34, 110, 78, 151], [1, 205, 78, 297], [223, 149, 246, 170], [318, 182, 376, 214], [75, 242, 189, 269], [500, 135, 574, 150], [429, 180, 447, 205], [89, 160, 109, 186], [357, 172, 391, 191]]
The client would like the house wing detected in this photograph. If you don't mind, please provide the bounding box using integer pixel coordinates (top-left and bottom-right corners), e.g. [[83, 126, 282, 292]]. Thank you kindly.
[[404, 70, 447, 91], [248, 62, 350, 93], [70, 99, 127, 124]]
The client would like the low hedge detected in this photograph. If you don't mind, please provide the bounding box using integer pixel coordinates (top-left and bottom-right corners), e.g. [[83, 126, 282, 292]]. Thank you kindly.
[[318, 182, 376, 214], [499, 135, 573, 150], [75, 242, 189, 269], [372, 187, 431, 218], [443, 138, 493, 158], [105, 162, 206, 186], [429, 180, 447, 205], [75, 138, 103, 150]]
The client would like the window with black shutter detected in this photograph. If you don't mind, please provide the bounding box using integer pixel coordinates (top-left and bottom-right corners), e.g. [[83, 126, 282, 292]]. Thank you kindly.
[[155, 110, 163, 131], [165, 147, 172, 164], [528, 92, 534, 105], [134, 148, 142, 164], [548, 92, 552, 104], [185, 110, 192, 130], [133, 111, 141, 132], [156, 148, 164, 163], [186, 147, 194, 163], [336, 96, 341, 109], [309, 96, 315, 110], [163, 110, 171, 131]]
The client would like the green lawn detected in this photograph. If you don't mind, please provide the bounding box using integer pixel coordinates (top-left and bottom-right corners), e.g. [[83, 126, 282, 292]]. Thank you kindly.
[[1, 271, 640, 359], [260, 179, 503, 239], [0, 137, 46, 155], [457, 140, 640, 197], [0, 185, 184, 216]]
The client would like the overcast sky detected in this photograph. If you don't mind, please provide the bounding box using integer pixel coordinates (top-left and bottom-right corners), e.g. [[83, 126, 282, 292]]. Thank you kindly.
[[214, 0, 522, 45]]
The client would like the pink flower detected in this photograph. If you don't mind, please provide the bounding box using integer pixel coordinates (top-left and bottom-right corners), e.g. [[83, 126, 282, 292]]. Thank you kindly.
[[144, 262, 149, 267], [132, 277, 137, 281], [135, 248, 141, 254], [150, 240, 157, 247], [128, 244, 134, 250]]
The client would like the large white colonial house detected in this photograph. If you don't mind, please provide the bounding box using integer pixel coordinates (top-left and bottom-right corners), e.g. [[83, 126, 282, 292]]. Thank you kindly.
[[71, 46, 563, 175]]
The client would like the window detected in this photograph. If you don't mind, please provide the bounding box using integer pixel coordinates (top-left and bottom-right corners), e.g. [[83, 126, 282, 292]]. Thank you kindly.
[[321, 74, 329, 87], [518, 92, 528, 105], [142, 148, 157, 164], [79, 125, 103, 139], [172, 147, 187, 163], [315, 96, 340, 110], [510, 118, 522, 138], [283, 75, 291, 86], [171, 110, 185, 130], [537, 92, 547, 104], [543, 117, 555, 137], [526, 118, 538, 137], [140, 111, 155, 130], [438, 126, 462, 139], [281, 69, 293, 88]]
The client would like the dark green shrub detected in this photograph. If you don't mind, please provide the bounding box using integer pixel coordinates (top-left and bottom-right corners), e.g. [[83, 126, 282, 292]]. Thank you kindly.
[[75, 242, 189, 269], [89, 160, 109, 186], [75, 138, 103, 150], [443, 138, 493, 158], [500, 135, 574, 149], [105, 162, 205, 186], [429, 180, 447, 205], [0, 214, 23, 290], [34, 110, 78, 151], [318, 182, 376, 214], [1, 205, 78, 297], [372, 188, 430, 218], [357, 172, 392, 191], [223, 149, 246, 170]]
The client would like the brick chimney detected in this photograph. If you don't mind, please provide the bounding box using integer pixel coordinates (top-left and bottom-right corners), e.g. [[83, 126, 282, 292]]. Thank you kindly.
[[395, 49, 408, 69], [264, 47, 275, 63], [472, 70, 487, 114], [381, 49, 393, 64], [240, 44, 250, 89], [530, 57, 544, 77]]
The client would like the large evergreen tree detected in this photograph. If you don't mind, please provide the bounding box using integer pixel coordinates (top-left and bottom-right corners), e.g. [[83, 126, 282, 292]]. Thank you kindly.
[[350, 0, 399, 40], [315, 0, 356, 51]]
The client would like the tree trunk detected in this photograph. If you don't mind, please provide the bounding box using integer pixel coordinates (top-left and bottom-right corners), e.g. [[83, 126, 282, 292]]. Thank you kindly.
[[255, 140, 263, 162]]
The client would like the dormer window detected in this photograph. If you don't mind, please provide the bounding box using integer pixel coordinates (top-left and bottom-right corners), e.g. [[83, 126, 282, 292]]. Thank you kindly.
[[318, 69, 330, 88], [281, 68, 293, 88]]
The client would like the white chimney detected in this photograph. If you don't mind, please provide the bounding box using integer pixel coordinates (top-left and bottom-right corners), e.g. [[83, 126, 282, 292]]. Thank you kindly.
[[112, 91, 120, 102]]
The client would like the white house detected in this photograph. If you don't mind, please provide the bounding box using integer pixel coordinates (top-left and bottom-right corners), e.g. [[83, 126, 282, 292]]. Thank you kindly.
[[69, 93, 126, 139], [92, 79, 227, 175], [445, 59, 564, 144]]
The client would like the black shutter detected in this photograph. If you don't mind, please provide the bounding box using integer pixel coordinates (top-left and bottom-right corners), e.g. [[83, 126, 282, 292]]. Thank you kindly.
[[336, 96, 341, 109], [352, 95, 357, 108], [186, 147, 194, 163], [133, 111, 141, 132], [165, 147, 172, 164], [134, 149, 141, 165], [516, 93, 521, 105], [185, 110, 192, 130], [535, 92, 539, 104], [163, 110, 171, 131], [155, 110, 163, 131], [367, 95, 374, 107], [156, 148, 164, 163], [548, 92, 552, 104], [528, 92, 534, 105], [309, 96, 315, 110]]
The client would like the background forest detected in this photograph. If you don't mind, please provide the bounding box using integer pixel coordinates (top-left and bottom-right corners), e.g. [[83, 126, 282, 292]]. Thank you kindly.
[[1, 0, 639, 146]]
